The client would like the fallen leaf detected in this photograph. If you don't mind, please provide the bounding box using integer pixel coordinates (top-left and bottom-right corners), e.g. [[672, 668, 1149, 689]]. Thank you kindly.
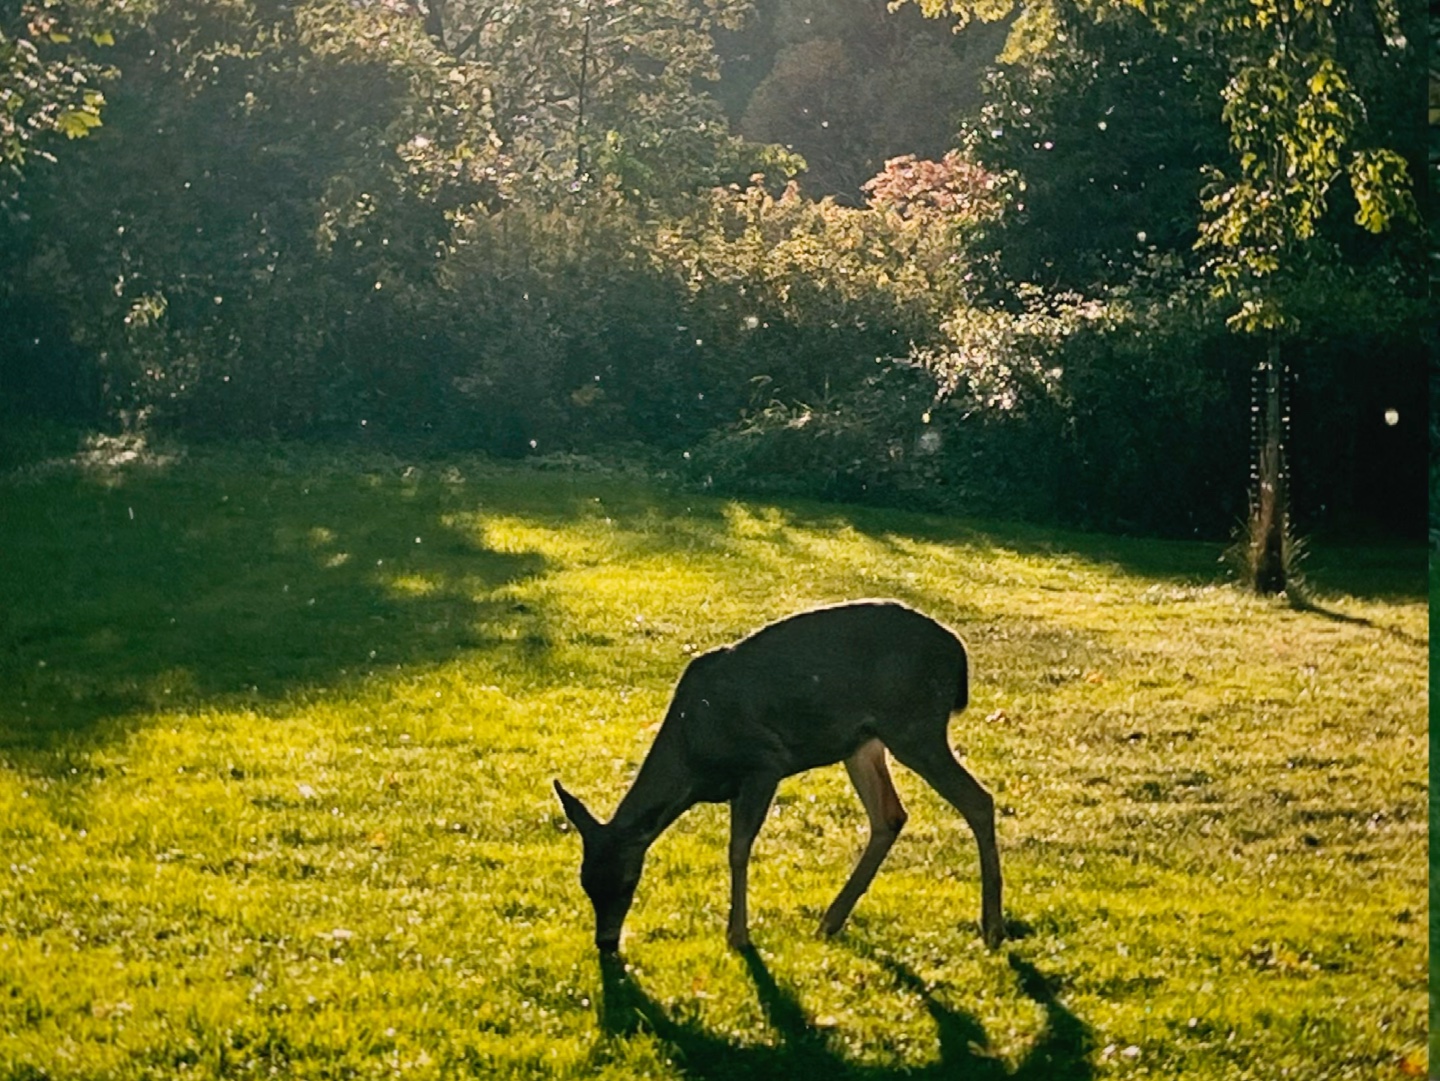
[[1397, 1050, 1426, 1076]]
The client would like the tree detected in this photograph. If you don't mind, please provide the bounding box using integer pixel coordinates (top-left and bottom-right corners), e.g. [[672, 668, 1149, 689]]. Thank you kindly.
[[957, 2, 1228, 292], [1191, 0, 1420, 591], [902, 0, 1423, 590], [2, 0, 505, 435], [397, 0, 762, 200], [738, 0, 1002, 202], [0, 1, 122, 197]]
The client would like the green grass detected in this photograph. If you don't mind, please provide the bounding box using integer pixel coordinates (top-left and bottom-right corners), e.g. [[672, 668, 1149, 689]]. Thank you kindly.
[[1430, 550, 1438, 1078], [0, 443, 1427, 1080]]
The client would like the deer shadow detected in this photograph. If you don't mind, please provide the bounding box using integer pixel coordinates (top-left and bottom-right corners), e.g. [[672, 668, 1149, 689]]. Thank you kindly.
[[597, 947, 1093, 1081]]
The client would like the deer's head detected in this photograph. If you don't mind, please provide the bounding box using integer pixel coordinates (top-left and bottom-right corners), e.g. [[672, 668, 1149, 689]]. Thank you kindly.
[[554, 780, 644, 952]]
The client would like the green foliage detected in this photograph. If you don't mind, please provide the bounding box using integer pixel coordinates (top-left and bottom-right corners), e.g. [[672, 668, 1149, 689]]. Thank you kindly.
[[0, 446, 1427, 1079], [737, 0, 1003, 201], [0, 0, 1426, 548], [697, 274, 1257, 536], [1, 0, 800, 447], [958, 0, 1229, 291], [422, 170, 977, 455], [428, 189, 705, 453], [655, 177, 975, 388], [1347, 147, 1416, 234], [0, 1, 121, 190], [690, 362, 942, 505], [414, 0, 762, 198], [3, 0, 504, 437], [1197, 38, 1418, 334]]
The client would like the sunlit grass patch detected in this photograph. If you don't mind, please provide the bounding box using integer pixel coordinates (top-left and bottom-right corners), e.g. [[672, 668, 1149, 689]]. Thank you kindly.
[[0, 445, 1426, 1080]]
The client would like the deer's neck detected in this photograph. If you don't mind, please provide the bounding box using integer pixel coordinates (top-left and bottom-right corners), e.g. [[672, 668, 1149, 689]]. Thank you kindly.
[[610, 723, 694, 846]]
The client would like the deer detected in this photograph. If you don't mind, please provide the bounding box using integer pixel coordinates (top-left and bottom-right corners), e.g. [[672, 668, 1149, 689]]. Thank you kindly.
[[554, 599, 1004, 954]]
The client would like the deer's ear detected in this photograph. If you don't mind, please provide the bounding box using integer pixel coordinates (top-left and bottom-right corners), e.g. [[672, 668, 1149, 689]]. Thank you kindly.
[[554, 780, 600, 839]]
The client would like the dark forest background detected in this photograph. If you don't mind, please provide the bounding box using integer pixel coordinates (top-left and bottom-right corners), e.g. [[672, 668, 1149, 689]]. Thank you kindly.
[[1, 0, 1430, 543]]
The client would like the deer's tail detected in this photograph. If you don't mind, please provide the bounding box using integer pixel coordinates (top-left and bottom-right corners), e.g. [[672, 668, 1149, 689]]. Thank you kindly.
[[953, 641, 970, 713]]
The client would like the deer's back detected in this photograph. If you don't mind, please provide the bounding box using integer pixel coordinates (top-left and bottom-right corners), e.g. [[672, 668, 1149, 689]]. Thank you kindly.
[[671, 601, 966, 785]]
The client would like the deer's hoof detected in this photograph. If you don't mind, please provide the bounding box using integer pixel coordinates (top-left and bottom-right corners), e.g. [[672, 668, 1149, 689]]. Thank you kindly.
[[726, 929, 751, 951], [982, 920, 1005, 950]]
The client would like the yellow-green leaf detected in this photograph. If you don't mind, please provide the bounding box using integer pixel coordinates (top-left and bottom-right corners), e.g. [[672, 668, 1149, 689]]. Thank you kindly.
[[56, 109, 102, 139]]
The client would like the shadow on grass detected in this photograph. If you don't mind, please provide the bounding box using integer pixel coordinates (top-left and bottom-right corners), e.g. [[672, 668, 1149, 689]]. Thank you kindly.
[[598, 948, 1093, 1081], [0, 451, 1199, 758], [5, 446, 1420, 759], [823, 503, 1226, 587], [1286, 591, 1428, 649], [821, 501, 1426, 603], [0, 457, 549, 752], [1292, 544, 1429, 604]]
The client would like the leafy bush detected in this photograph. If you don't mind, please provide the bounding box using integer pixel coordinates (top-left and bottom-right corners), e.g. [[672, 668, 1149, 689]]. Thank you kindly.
[[426, 171, 980, 456], [689, 362, 938, 504], [696, 275, 1254, 536]]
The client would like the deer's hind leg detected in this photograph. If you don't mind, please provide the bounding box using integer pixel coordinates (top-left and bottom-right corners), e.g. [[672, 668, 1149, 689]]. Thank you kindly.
[[818, 739, 908, 937], [885, 735, 1004, 949]]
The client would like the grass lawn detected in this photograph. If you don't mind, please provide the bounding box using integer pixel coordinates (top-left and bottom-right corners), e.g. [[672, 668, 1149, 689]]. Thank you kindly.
[[1431, 551, 1438, 1078], [0, 442, 1427, 1080]]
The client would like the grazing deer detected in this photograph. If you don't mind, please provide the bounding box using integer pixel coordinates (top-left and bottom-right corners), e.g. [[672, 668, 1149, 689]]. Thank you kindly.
[[554, 600, 1004, 953]]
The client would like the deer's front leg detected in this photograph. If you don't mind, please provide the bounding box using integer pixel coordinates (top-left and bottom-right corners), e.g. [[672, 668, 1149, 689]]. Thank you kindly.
[[727, 776, 778, 950]]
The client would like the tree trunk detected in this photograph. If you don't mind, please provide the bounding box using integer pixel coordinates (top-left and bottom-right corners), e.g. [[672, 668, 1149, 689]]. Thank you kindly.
[[1251, 335, 1288, 594], [420, 1, 446, 48]]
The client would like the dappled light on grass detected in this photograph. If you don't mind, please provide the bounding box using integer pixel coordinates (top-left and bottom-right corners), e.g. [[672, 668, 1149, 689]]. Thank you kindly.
[[0, 453, 549, 751], [0, 446, 1426, 1080]]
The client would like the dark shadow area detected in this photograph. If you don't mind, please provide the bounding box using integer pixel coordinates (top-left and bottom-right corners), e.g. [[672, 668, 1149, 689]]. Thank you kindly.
[[1286, 591, 1427, 649], [597, 946, 1093, 1080], [1292, 543, 1428, 604], [818, 500, 1427, 603], [0, 457, 549, 753], [818, 502, 1227, 588]]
